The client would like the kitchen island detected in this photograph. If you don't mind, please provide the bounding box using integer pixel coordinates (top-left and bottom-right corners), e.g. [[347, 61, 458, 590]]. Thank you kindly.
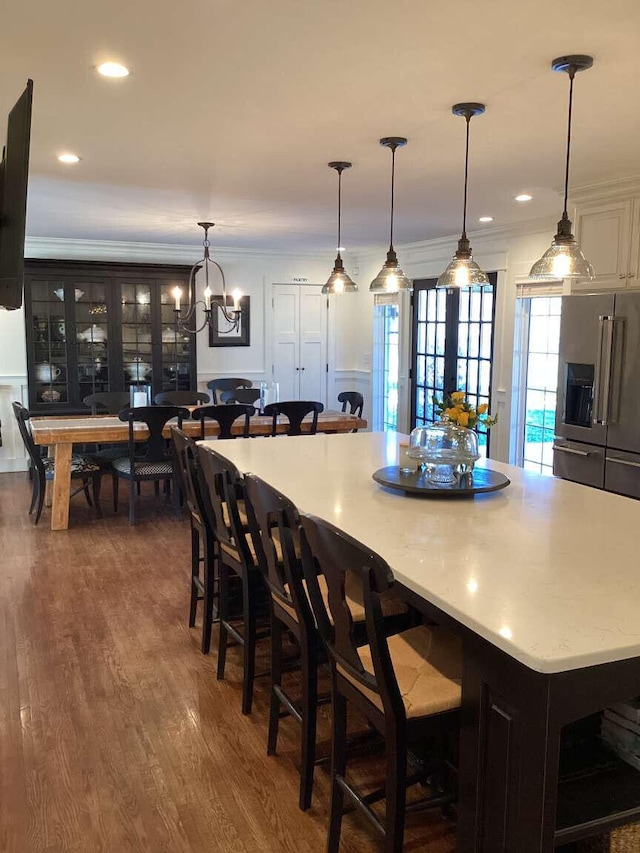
[[202, 430, 640, 852]]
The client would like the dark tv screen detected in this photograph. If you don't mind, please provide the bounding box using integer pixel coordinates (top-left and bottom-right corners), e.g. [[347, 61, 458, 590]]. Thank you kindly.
[[0, 79, 33, 310]]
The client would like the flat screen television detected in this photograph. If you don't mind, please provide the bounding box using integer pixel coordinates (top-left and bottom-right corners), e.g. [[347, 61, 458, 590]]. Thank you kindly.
[[0, 79, 33, 310]]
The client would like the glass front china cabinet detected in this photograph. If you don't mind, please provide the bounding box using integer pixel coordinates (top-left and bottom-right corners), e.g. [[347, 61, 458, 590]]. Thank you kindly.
[[24, 260, 196, 413]]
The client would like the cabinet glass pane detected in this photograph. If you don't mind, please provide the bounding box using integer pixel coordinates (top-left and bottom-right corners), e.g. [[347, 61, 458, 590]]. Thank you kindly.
[[121, 282, 153, 388], [31, 280, 70, 405], [75, 281, 110, 399], [159, 283, 192, 390]]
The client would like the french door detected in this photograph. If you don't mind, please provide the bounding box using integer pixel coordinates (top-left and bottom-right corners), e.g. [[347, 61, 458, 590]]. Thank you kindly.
[[410, 274, 497, 449]]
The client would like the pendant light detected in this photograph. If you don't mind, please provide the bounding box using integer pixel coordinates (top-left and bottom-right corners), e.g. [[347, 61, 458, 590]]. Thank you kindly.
[[322, 162, 357, 295], [437, 104, 489, 289], [370, 137, 412, 293], [529, 55, 594, 281]]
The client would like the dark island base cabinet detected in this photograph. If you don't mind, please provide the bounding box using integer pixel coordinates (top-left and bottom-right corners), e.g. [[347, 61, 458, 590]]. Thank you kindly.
[[399, 583, 640, 853], [24, 260, 197, 413]]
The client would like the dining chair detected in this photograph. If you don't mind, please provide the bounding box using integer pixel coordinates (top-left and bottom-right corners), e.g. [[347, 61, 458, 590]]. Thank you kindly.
[[82, 391, 134, 463], [154, 390, 210, 406], [243, 473, 410, 811], [338, 391, 364, 418], [299, 513, 462, 853], [219, 388, 261, 406], [263, 401, 324, 436], [196, 445, 269, 714], [207, 377, 253, 404], [83, 391, 131, 415], [191, 404, 254, 440], [111, 405, 189, 525], [12, 401, 102, 525]]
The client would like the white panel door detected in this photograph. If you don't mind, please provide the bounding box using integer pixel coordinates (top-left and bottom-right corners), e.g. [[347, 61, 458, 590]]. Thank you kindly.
[[299, 286, 328, 403], [272, 285, 299, 401], [271, 285, 328, 405]]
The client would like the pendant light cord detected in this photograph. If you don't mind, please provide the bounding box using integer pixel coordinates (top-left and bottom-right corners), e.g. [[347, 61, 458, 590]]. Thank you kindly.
[[337, 168, 342, 257], [461, 115, 471, 240], [389, 145, 396, 250], [562, 69, 575, 219]]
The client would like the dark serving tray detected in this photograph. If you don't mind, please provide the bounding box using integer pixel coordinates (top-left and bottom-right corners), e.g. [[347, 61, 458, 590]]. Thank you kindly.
[[372, 465, 510, 497]]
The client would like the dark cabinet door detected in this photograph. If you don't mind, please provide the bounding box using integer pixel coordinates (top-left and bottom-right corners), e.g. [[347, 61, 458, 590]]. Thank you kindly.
[[24, 261, 195, 412]]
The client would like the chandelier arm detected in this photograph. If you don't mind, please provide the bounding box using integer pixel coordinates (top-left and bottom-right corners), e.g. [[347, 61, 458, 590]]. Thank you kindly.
[[207, 258, 240, 324], [174, 300, 212, 334]]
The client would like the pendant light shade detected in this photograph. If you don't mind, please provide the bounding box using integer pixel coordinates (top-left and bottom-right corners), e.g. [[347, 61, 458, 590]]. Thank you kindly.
[[437, 103, 489, 290], [323, 162, 357, 295], [529, 55, 595, 281], [370, 137, 412, 294]]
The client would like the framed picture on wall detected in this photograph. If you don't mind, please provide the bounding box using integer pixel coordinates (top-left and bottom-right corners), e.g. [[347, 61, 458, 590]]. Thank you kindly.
[[208, 295, 250, 347]]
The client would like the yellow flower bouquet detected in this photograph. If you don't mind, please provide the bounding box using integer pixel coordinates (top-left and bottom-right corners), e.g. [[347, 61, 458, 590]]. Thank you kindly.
[[433, 390, 498, 429]]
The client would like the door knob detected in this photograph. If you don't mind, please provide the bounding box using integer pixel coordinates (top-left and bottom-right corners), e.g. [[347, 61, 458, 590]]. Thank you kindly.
[[618, 273, 626, 279]]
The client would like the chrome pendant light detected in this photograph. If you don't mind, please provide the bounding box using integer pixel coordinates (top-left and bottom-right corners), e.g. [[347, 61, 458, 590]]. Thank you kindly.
[[370, 137, 412, 293], [529, 55, 594, 281], [322, 162, 357, 295], [437, 104, 489, 290]]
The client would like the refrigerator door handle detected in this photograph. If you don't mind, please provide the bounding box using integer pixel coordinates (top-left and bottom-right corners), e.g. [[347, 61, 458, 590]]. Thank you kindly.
[[553, 444, 592, 457], [606, 456, 640, 470], [593, 315, 614, 426]]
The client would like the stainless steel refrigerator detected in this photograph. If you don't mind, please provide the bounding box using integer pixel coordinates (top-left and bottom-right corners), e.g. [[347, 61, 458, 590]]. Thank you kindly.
[[554, 292, 640, 498]]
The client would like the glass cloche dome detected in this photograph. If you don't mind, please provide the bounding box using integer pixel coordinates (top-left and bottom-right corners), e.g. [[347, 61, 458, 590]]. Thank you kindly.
[[408, 422, 479, 483]]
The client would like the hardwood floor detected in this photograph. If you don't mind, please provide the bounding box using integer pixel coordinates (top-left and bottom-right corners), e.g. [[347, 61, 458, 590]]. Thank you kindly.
[[0, 472, 456, 852]]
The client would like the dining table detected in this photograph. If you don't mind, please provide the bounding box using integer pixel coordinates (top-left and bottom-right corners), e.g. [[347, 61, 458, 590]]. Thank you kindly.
[[201, 430, 640, 852], [29, 409, 366, 531]]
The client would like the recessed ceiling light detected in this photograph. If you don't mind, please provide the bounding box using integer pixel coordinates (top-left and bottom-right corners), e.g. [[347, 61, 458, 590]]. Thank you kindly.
[[478, 216, 494, 223], [515, 193, 533, 202], [97, 61, 130, 78], [57, 153, 81, 164]]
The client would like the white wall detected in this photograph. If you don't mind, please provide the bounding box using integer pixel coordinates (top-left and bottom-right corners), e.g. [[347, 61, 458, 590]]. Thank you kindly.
[[0, 238, 364, 472], [0, 304, 29, 470]]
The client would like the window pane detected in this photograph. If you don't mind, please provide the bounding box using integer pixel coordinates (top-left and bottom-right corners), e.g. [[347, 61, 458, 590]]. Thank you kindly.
[[519, 295, 562, 475]]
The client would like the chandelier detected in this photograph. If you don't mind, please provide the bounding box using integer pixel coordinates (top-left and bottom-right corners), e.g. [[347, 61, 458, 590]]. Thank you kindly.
[[172, 222, 243, 334]]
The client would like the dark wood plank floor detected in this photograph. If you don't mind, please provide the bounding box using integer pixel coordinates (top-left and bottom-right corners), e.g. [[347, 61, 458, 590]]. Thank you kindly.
[[0, 472, 457, 852]]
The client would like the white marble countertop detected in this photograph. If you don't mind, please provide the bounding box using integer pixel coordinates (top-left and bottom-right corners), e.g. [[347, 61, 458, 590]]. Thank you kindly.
[[200, 431, 640, 675]]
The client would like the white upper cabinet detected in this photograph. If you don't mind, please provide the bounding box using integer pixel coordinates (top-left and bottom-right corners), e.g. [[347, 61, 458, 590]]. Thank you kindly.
[[572, 199, 634, 291]]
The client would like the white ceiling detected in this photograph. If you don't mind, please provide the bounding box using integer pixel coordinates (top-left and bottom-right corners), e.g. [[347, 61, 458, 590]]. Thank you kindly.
[[1, 0, 640, 254]]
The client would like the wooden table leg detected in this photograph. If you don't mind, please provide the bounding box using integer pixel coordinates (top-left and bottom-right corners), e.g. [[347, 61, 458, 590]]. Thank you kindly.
[[51, 442, 73, 531]]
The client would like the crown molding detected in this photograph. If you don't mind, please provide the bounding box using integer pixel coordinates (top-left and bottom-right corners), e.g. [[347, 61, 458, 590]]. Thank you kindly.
[[24, 236, 329, 264], [569, 175, 640, 206]]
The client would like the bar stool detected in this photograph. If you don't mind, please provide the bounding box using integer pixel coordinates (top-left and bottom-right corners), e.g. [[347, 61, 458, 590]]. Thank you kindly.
[[299, 513, 462, 853], [243, 473, 410, 811], [196, 445, 269, 715]]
